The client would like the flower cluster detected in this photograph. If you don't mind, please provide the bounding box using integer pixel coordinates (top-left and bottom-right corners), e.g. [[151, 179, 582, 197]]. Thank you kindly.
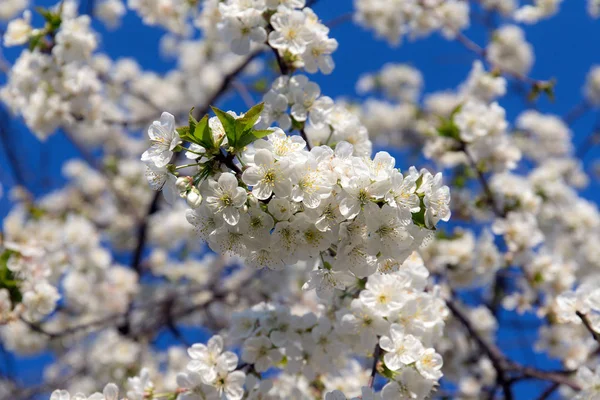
[[422, 61, 520, 173], [260, 74, 373, 155], [353, 0, 470, 46], [0, 0, 270, 144], [2, 5, 99, 138], [141, 105, 450, 299], [128, 0, 192, 34], [356, 63, 423, 103], [0, 0, 28, 20], [585, 65, 600, 105], [47, 251, 448, 400], [217, 0, 338, 74], [486, 25, 534, 76], [0, 201, 139, 330], [2, 0, 600, 399], [514, 0, 563, 24]]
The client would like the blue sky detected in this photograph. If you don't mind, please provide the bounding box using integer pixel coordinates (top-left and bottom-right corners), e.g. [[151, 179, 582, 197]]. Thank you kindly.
[[1, 1, 599, 399]]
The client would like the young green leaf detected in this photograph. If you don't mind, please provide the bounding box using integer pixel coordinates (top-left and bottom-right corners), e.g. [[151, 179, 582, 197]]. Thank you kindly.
[[28, 33, 44, 51], [193, 114, 214, 150], [237, 102, 264, 134], [437, 118, 460, 140], [236, 129, 272, 148], [189, 108, 198, 133], [211, 107, 237, 147], [176, 126, 197, 145], [0, 250, 22, 304]]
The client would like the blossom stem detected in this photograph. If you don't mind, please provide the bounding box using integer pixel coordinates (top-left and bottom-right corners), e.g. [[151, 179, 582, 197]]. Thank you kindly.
[[174, 163, 199, 170], [235, 154, 246, 168], [183, 147, 205, 156]]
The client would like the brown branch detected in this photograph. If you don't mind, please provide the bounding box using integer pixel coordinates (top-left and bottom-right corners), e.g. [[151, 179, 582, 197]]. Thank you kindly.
[[192, 50, 263, 120], [563, 101, 591, 126], [454, 32, 544, 86], [460, 142, 504, 217], [215, 151, 242, 175], [326, 12, 353, 28], [536, 382, 560, 400], [514, 366, 580, 391], [577, 311, 600, 343], [446, 299, 509, 370], [367, 343, 381, 388], [129, 51, 262, 274], [231, 80, 255, 108], [446, 298, 581, 396], [300, 127, 312, 150], [130, 192, 161, 273], [0, 111, 27, 187]]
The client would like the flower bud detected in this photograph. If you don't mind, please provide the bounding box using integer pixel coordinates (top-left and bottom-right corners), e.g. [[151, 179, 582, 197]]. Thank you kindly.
[[186, 188, 202, 208], [176, 176, 193, 192]]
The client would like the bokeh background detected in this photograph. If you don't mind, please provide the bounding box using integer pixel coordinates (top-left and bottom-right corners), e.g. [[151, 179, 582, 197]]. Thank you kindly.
[[0, 1, 598, 398]]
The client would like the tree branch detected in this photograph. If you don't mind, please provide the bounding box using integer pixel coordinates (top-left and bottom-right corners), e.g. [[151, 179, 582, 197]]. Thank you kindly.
[[447, 298, 581, 393], [130, 51, 262, 273], [367, 343, 381, 388], [536, 382, 560, 400], [577, 311, 600, 343], [460, 142, 504, 217]]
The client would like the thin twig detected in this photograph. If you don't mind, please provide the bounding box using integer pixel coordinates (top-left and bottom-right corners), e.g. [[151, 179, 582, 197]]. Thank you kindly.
[[193, 50, 263, 120], [577, 311, 600, 343], [563, 101, 591, 126], [231, 80, 255, 108], [0, 111, 27, 187], [130, 192, 160, 273], [367, 344, 381, 388], [300, 128, 312, 150], [454, 32, 542, 86], [536, 382, 560, 400], [461, 143, 503, 216], [326, 12, 353, 28], [129, 51, 262, 273]]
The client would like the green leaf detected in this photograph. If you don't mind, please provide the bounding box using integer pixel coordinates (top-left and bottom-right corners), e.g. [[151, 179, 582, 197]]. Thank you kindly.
[[193, 114, 214, 150], [236, 129, 272, 148], [250, 129, 272, 140], [251, 78, 268, 93], [0, 250, 22, 304], [177, 126, 199, 146], [177, 126, 190, 138], [189, 108, 198, 133], [211, 106, 238, 147], [411, 195, 435, 230], [411, 208, 427, 229], [237, 102, 264, 133], [28, 33, 44, 51], [28, 206, 45, 220], [291, 116, 304, 131], [414, 173, 424, 190], [437, 118, 460, 140], [528, 84, 541, 102], [435, 230, 454, 240], [528, 79, 557, 103], [35, 7, 61, 30], [450, 103, 463, 117]]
